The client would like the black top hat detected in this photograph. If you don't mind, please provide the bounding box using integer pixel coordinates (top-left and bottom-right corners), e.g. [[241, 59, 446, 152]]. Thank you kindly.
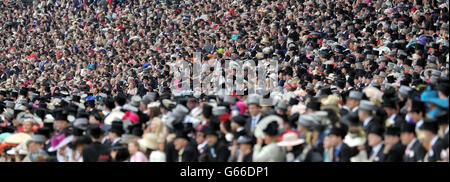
[[385, 126, 401, 136], [263, 121, 279, 137], [381, 98, 397, 109], [400, 122, 416, 134], [202, 104, 213, 119], [367, 124, 385, 138], [73, 127, 85, 137], [435, 111, 449, 125], [231, 114, 248, 126], [110, 120, 125, 136], [341, 112, 360, 126], [53, 109, 68, 122], [328, 126, 347, 138], [128, 123, 143, 137], [307, 99, 321, 111], [175, 130, 190, 140], [421, 117, 439, 134], [87, 124, 102, 139], [35, 127, 51, 139], [410, 99, 425, 113], [201, 126, 219, 136]]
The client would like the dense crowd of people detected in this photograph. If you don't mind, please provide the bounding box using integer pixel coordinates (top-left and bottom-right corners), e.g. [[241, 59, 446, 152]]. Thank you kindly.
[[0, 0, 449, 162]]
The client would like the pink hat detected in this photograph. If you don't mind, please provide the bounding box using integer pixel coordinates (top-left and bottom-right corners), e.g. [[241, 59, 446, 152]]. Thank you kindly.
[[50, 133, 66, 150], [235, 100, 247, 114], [122, 111, 140, 123]]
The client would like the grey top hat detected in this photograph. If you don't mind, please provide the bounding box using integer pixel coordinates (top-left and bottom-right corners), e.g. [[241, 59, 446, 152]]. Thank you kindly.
[[348, 91, 363, 100], [130, 95, 142, 108], [32, 134, 46, 143], [213, 106, 228, 116], [298, 114, 318, 129], [74, 118, 89, 130], [260, 97, 274, 107], [142, 93, 156, 106], [247, 94, 261, 105], [359, 100, 377, 111], [224, 95, 237, 104], [399, 85, 412, 96], [275, 101, 288, 111]]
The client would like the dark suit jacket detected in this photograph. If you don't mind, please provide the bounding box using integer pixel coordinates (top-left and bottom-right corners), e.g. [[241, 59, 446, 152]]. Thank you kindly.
[[203, 141, 230, 162], [427, 137, 446, 162], [443, 131, 449, 150], [82, 141, 111, 162], [245, 114, 262, 137], [333, 142, 353, 162], [371, 144, 385, 162], [165, 141, 199, 162], [403, 139, 427, 162], [382, 141, 406, 162], [180, 144, 199, 162]]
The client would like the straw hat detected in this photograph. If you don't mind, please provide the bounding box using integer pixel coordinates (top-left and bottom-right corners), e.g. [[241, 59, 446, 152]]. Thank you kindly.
[[3, 133, 32, 144], [138, 133, 160, 150]]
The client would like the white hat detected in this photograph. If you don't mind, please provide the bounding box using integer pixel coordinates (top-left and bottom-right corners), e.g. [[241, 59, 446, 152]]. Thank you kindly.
[[277, 132, 305, 147]]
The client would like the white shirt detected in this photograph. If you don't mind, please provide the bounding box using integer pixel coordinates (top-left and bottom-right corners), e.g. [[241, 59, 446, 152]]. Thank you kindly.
[[407, 138, 418, 150], [363, 117, 373, 128], [371, 141, 384, 157], [444, 127, 449, 136], [352, 106, 359, 113], [111, 138, 121, 146], [430, 135, 439, 147], [416, 120, 424, 130], [429, 135, 440, 157], [387, 113, 397, 126]]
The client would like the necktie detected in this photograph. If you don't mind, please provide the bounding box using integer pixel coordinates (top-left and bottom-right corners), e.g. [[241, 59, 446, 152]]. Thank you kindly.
[[252, 117, 257, 131]]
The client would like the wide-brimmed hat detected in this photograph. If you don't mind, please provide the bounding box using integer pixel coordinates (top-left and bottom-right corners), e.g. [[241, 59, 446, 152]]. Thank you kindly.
[[138, 133, 160, 150], [420, 86, 449, 108], [3, 133, 31, 144], [254, 115, 283, 138], [277, 132, 304, 147]]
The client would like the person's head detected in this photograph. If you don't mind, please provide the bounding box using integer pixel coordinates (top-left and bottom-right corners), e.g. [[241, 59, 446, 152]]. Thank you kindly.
[[150, 118, 163, 134], [408, 108, 424, 122], [263, 122, 279, 144], [408, 99, 425, 122], [367, 133, 383, 147], [22, 119, 34, 133], [128, 140, 140, 155], [400, 123, 417, 145], [358, 109, 372, 121], [327, 127, 345, 147], [55, 119, 68, 131], [346, 98, 360, 109], [89, 114, 101, 125], [248, 104, 261, 117], [174, 137, 189, 150], [196, 131, 205, 145], [88, 125, 102, 141], [422, 121, 439, 141], [239, 142, 252, 152], [367, 125, 384, 147], [384, 127, 400, 146], [205, 133, 219, 147]]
